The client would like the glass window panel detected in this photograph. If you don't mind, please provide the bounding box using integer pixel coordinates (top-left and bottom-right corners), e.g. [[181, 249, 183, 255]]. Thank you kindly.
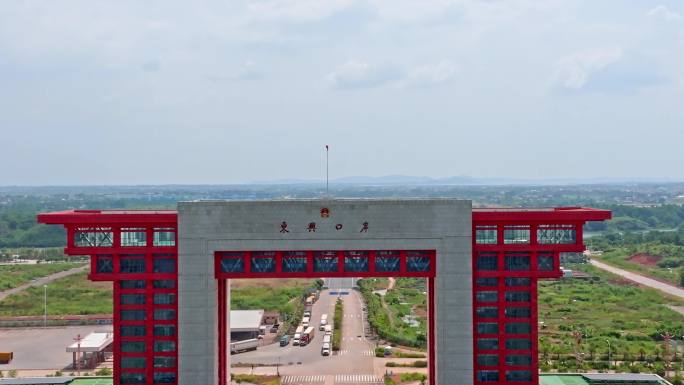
[[120, 257, 146, 274], [538, 253, 554, 271], [477, 354, 499, 366], [120, 326, 146, 337], [506, 338, 531, 350], [477, 370, 499, 382], [154, 325, 176, 337], [506, 322, 531, 334], [121, 294, 146, 305], [153, 280, 176, 289], [406, 256, 431, 272], [477, 322, 499, 334], [121, 310, 146, 321], [74, 228, 113, 247], [505, 278, 530, 287], [477, 252, 498, 271], [251, 256, 276, 273], [505, 253, 531, 271], [121, 228, 147, 247], [96, 256, 113, 273], [121, 341, 146, 353], [154, 357, 176, 368], [505, 291, 531, 302], [154, 309, 175, 321], [120, 280, 146, 289], [282, 255, 307, 273], [121, 357, 146, 369], [476, 306, 498, 318], [154, 372, 176, 384], [477, 338, 499, 350], [153, 259, 176, 273], [154, 293, 176, 305], [505, 307, 531, 318], [506, 354, 532, 366], [220, 257, 244, 273], [154, 340, 176, 352], [153, 228, 175, 246], [476, 225, 498, 244], [504, 225, 530, 244], [313, 252, 338, 273], [375, 256, 400, 272], [476, 291, 498, 303], [344, 252, 369, 272], [476, 278, 498, 287], [506, 370, 532, 382], [120, 373, 146, 384], [537, 224, 576, 244]]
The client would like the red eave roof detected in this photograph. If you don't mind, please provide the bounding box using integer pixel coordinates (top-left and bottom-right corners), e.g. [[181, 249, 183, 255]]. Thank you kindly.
[[473, 207, 611, 222], [37, 210, 178, 225]]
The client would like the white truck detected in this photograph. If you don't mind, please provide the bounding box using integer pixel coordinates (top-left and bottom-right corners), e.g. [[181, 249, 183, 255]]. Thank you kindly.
[[322, 335, 331, 344], [319, 314, 328, 330], [230, 339, 258, 354], [293, 326, 304, 346], [302, 316, 310, 328], [324, 325, 332, 336]]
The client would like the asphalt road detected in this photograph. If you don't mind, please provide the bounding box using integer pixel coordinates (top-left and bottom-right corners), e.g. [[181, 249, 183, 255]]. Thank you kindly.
[[590, 259, 684, 300], [232, 278, 376, 377], [0, 265, 89, 301]]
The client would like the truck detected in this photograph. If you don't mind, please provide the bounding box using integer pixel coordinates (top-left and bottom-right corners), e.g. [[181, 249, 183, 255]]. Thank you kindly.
[[300, 327, 315, 346], [293, 326, 304, 346], [322, 335, 331, 344], [321, 342, 330, 356], [305, 296, 314, 306], [230, 339, 258, 354], [302, 316, 310, 328], [324, 325, 332, 336], [0, 352, 13, 364], [319, 314, 328, 330]]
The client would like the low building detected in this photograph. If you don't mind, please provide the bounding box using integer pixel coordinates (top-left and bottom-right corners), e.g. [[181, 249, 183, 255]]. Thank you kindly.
[[229, 310, 264, 341], [540, 373, 670, 385]]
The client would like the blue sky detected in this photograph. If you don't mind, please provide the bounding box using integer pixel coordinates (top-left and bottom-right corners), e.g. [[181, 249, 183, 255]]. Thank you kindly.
[[0, 0, 682, 185]]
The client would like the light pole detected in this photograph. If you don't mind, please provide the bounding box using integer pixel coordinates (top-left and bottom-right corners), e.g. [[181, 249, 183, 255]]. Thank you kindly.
[[43, 285, 47, 328], [606, 339, 611, 369]]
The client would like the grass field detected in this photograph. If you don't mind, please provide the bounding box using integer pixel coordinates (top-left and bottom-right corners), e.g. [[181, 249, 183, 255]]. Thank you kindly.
[[593, 248, 681, 285], [0, 262, 87, 291]]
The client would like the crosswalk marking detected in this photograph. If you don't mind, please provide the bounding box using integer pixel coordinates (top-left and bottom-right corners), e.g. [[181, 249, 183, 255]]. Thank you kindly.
[[336, 349, 375, 356], [281, 375, 325, 384], [334, 374, 384, 384]]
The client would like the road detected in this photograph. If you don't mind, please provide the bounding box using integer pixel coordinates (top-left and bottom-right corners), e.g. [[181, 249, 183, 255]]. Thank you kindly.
[[232, 278, 380, 383], [590, 259, 684, 300], [0, 265, 89, 301]]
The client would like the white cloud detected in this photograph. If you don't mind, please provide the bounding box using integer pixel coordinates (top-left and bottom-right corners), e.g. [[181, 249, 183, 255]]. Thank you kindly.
[[646, 5, 683, 22], [401, 60, 458, 88], [550, 48, 623, 90], [246, 0, 356, 22], [327, 60, 400, 89]]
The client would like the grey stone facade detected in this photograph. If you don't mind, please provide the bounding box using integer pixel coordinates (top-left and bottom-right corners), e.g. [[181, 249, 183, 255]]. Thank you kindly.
[[178, 199, 472, 385]]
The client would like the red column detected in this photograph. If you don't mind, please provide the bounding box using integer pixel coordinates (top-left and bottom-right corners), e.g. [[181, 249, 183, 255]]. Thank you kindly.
[[217, 279, 227, 385], [428, 277, 436, 385]]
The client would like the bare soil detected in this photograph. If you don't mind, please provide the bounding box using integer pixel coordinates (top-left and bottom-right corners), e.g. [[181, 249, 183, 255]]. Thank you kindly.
[[628, 253, 662, 267]]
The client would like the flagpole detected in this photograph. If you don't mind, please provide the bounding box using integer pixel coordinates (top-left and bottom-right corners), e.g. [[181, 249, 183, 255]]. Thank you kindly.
[[326, 145, 329, 196]]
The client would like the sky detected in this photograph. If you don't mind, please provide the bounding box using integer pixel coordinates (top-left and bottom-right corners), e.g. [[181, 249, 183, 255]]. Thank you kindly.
[[0, 0, 683, 185]]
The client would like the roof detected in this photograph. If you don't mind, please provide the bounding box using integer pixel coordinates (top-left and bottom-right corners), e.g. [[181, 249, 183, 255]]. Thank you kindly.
[[68, 378, 112, 385], [0, 378, 74, 385], [230, 310, 264, 331], [37, 210, 177, 225], [66, 332, 114, 352], [540, 375, 589, 385], [583, 373, 669, 384], [473, 207, 611, 222]]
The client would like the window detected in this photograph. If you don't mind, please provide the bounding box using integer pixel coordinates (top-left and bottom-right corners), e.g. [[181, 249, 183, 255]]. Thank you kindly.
[[476, 291, 498, 303], [477, 252, 498, 271], [121, 357, 146, 369], [154, 309, 175, 321], [477, 338, 499, 350], [121, 310, 146, 321], [504, 225, 530, 244], [153, 280, 176, 289], [120, 280, 146, 289], [121, 228, 147, 247], [407, 251, 431, 272], [220, 255, 244, 273], [476, 225, 498, 244], [153, 228, 175, 246], [344, 251, 369, 272], [121, 294, 146, 305], [477, 354, 499, 366], [251, 252, 276, 273], [120, 256, 146, 274], [506, 354, 531, 366], [120, 326, 146, 337], [120, 373, 146, 384], [375, 251, 400, 272], [154, 357, 176, 368], [477, 370, 499, 382], [537, 224, 576, 244], [476, 278, 498, 287], [505, 278, 530, 287], [505, 307, 531, 318], [96, 255, 114, 273], [506, 338, 531, 350], [154, 325, 176, 337], [506, 322, 531, 334], [313, 251, 338, 273], [477, 322, 498, 334], [506, 370, 532, 382], [154, 293, 176, 305], [538, 252, 554, 271], [74, 227, 113, 247], [505, 253, 530, 271], [154, 372, 176, 384], [153, 259, 176, 273], [476, 306, 498, 318], [121, 341, 146, 353], [154, 340, 176, 352], [282, 252, 307, 273], [505, 291, 530, 302]]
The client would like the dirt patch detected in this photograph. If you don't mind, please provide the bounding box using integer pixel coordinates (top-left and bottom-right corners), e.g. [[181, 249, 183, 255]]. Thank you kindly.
[[413, 306, 427, 318], [607, 277, 638, 286], [628, 253, 662, 267]]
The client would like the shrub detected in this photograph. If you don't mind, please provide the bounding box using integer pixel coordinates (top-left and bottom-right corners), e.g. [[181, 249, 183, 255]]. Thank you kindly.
[[95, 368, 112, 376]]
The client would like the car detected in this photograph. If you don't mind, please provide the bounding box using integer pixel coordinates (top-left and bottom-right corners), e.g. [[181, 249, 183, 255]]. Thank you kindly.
[[279, 335, 290, 346], [321, 342, 330, 356]]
